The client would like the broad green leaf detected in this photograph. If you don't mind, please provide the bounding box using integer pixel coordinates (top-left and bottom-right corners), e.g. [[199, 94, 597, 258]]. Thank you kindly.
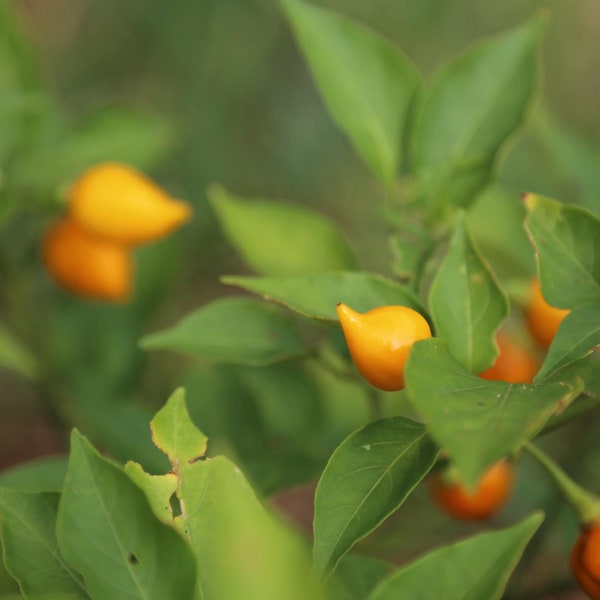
[[0, 490, 88, 598], [0, 456, 67, 492], [222, 272, 423, 322], [412, 15, 545, 216], [280, 0, 421, 183], [124, 462, 178, 526], [535, 304, 600, 381], [429, 214, 509, 373], [405, 338, 582, 487], [0, 321, 39, 380], [209, 185, 357, 276], [56, 430, 197, 600], [150, 388, 208, 467], [313, 417, 438, 580], [13, 107, 174, 190], [369, 512, 543, 600], [179, 456, 322, 600], [524, 193, 600, 306], [329, 555, 392, 600], [140, 296, 308, 365]]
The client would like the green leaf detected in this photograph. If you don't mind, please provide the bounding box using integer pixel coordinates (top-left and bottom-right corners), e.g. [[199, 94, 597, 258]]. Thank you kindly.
[[0, 456, 67, 492], [0, 321, 39, 380], [150, 388, 207, 467], [179, 456, 322, 600], [412, 15, 545, 216], [209, 185, 357, 276], [280, 0, 421, 184], [313, 417, 438, 580], [368, 513, 543, 600], [405, 338, 582, 487], [56, 430, 197, 600], [124, 462, 178, 526], [429, 214, 509, 373], [535, 304, 600, 381], [222, 272, 423, 322], [0, 490, 88, 598], [13, 107, 174, 190], [140, 296, 308, 365], [524, 193, 600, 306]]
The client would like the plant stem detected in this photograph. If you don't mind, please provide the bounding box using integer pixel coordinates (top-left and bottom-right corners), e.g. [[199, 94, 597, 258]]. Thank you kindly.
[[367, 387, 383, 421], [525, 442, 600, 526]]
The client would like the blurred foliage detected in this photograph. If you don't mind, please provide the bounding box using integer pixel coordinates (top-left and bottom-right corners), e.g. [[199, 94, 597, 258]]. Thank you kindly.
[[1, 1, 600, 597]]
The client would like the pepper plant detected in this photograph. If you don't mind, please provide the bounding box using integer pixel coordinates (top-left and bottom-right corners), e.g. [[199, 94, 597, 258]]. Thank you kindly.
[[1, 0, 600, 599]]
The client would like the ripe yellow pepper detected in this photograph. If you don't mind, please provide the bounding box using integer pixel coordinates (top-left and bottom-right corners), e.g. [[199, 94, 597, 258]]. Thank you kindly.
[[336, 303, 431, 391], [68, 163, 192, 246]]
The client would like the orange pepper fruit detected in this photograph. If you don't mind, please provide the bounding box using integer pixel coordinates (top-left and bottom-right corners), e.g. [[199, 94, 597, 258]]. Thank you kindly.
[[429, 460, 515, 521], [42, 218, 132, 302], [68, 162, 192, 246], [336, 303, 431, 391], [525, 278, 570, 348], [572, 525, 600, 599], [479, 332, 540, 384]]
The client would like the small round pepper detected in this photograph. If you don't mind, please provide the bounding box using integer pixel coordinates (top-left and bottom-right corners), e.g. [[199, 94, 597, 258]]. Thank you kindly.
[[479, 332, 540, 384], [429, 460, 515, 521], [572, 525, 600, 599], [42, 218, 132, 301], [68, 162, 192, 245], [525, 278, 570, 348], [336, 303, 431, 391]]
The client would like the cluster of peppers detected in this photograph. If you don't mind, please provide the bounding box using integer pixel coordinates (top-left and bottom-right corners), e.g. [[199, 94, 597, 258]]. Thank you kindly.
[[337, 292, 599, 598], [42, 163, 192, 301]]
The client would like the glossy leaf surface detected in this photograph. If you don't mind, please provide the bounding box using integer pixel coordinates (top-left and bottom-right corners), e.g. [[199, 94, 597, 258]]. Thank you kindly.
[[405, 338, 582, 487], [222, 272, 423, 322], [429, 214, 509, 373], [313, 417, 438, 579], [369, 513, 543, 600]]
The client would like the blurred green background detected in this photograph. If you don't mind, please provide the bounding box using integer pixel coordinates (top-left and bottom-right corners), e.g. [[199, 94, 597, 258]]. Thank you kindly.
[[1, 1, 600, 597]]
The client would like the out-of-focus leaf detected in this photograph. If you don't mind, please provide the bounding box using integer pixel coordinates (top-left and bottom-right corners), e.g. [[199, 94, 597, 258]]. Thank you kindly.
[[534, 109, 600, 216], [524, 193, 600, 306], [313, 418, 438, 579], [0, 456, 67, 492], [0, 321, 39, 380], [369, 513, 543, 600], [280, 0, 421, 183], [412, 15, 545, 217], [140, 296, 309, 365], [222, 272, 423, 322], [56, 430, 197, 600], [429, 214, 509, 373], [0, 490, 88, 598], [13, 107, 174, 190], [209, 185, 357, 276], [466, 186, 536, 279], [405, 338, 582, 487]]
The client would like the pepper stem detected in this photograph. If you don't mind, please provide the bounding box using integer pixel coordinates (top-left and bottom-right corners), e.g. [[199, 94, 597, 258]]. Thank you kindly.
[[525, 442, 600, 526]]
